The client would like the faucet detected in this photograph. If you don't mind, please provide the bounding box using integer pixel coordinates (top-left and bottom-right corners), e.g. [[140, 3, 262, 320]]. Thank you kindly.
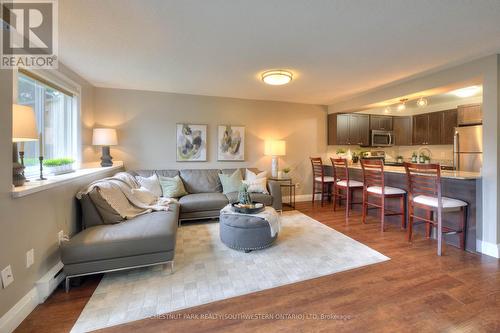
[[417, 147, 432, 163]]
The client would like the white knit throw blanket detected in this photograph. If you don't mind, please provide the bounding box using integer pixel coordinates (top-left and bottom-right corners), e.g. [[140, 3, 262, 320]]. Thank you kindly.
[[220, 205, 281, 237], [77, 172, 172, 219]]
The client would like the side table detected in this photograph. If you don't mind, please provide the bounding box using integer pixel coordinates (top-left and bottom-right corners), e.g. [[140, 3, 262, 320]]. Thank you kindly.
[[269, 177, 296, 209]]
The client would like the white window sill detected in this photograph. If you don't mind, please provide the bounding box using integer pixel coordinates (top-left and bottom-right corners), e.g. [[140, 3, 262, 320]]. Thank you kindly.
[[11, 161, 124, 198]]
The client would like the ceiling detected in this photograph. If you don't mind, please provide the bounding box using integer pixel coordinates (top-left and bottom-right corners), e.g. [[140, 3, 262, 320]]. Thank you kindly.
[[58, 0, 500, 105], [356, 85, 483, 116]]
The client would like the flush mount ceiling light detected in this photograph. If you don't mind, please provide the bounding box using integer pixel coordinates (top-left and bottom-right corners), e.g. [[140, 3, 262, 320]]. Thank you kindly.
[[397, 99, 408, 111], [416, 97, 428, 107], [450, 86, 481, 98], [261, 70, 293, 86]]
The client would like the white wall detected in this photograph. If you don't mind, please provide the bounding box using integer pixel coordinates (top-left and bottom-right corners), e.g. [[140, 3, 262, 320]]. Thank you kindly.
[[328, 54, 500, 257]]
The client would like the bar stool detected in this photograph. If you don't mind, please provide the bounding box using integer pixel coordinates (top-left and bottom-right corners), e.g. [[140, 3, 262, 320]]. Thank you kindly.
[[310, 157, 335, 206], [360, 159, 406, 232], [404, 162, 467, 256], [330, 158, 363, 223]]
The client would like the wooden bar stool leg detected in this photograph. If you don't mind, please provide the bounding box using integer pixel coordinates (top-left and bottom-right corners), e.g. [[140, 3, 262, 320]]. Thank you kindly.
[[400, 195, 405, 230], [311, 182, 315, 205], [460, 206, 467, 250], [320, 183, 325, 207], [346, 187, 350, 219], [380, 196, 385, 232], [407, 203, 413, 242], [333, 186, 338, 211], [425, 210, 433, 239], [362, 190, 367, 224]]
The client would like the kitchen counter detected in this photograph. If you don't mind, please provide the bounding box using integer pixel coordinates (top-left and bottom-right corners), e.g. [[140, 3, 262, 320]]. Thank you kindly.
[[345, 163, 481, 180]]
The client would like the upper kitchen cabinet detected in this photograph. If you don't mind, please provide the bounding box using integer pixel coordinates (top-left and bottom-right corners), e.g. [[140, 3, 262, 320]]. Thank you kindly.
[[441, 109, 458, 144], [370, 115, 393, 131], [349, 114, 370, 146], [327, 113, 369, 145], [413, 112, 442, 145], [457, 103, 482, 125], [393, 116, 412, 146]]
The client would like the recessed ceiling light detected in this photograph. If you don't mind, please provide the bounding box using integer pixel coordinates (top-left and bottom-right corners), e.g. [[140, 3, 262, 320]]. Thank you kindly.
[[416, 97, 428, 107], [384, 107, 391, 114], [261, 70, 293, 86], [450, 86, 481, 98]]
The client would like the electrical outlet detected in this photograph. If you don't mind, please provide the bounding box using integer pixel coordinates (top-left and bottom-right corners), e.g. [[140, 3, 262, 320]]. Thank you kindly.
[[58, 230, 64, 245], [1, 265, 14, 288], [26, 249, 34, 268]]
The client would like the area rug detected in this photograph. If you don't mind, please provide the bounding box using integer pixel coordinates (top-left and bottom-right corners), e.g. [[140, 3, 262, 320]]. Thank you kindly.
[[71, 211, 389, 332]]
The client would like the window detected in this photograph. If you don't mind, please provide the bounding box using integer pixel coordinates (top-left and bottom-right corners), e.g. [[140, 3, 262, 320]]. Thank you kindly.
[[16, 71, 79, 177]]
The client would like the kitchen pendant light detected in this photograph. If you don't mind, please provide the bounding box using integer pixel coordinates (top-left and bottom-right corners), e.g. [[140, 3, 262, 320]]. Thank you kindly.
[[261, 70, 293, 85], [417, 97, 428, 107], [397, 99, 408, 111]]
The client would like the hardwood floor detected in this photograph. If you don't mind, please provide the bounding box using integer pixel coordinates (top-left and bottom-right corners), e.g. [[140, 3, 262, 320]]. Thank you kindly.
[[15, 202, 500, 333]]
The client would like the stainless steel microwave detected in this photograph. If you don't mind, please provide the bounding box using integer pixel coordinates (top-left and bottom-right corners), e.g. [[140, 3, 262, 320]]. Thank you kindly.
[[371, 130, 393, 147]]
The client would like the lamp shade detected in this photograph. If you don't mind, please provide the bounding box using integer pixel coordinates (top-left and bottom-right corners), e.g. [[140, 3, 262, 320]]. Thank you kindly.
[[264, 140, 286, 156], [92, 128, 118, 146], [13, 104, 38, 142]]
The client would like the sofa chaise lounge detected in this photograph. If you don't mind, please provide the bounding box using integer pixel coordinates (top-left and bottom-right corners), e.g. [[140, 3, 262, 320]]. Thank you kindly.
[[61, 168, 281, 290]]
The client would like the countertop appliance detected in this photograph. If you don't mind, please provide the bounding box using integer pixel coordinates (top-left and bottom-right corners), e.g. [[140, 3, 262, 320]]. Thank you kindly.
[[371, 130, 393, 147], [453, 125, 482, 172]]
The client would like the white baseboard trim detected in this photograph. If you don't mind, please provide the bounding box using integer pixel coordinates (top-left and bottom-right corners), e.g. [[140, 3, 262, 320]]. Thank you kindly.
[[0, 287, 38, 333], [282, 194, 321, 204], [476, 240, 500, 258], [0, 261, 64, 333]]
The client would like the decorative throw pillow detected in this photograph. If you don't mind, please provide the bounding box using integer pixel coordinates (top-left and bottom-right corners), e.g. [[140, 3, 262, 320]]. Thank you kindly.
[[136, 174, 162, 197], [131, 187, 157, 205], [88, 188, 124, 224], [245, 169, 267, 181], [159, 175, 188, 198], [219, 169, 243, 194], [243, 178, 269, 194]]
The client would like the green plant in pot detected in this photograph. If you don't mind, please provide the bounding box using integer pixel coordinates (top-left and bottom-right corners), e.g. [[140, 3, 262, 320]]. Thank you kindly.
[[351, 151, 359, 163], [43, 158, 75, 175], [282, 167, 291, 176], [397, 155, 404, 163], [238, 183, 252, 205]]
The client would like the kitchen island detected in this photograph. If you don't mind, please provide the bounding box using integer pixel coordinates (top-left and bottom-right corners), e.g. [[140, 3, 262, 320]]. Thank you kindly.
[[324, 163, 481, 252]]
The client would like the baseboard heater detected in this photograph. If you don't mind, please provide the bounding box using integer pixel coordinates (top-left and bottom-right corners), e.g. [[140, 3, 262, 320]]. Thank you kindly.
[[36, 261, 65, 303]]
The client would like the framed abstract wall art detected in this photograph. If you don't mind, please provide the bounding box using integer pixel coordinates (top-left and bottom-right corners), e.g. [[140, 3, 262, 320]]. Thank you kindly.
[[217, 125, 245, 161], [176, 124, 207, 161]]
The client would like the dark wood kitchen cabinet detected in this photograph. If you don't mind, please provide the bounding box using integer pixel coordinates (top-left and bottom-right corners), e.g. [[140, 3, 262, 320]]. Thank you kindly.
[[327, 113, 369, 146], [349, 114, 370, 146], [370, 115, 393, 131], [413, 110, 455, 145], [393, 116, 412, 146], [441, 109, 458, 144]]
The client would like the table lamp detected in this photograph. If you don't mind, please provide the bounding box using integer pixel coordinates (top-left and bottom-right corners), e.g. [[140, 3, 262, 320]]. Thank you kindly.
[[264, 140, 286, 178], [12, 104, 38, 187], [92, 128, 118, 167]]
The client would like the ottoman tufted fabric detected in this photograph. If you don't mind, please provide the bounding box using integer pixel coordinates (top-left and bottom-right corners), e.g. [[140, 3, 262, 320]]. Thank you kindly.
[[219, 210, 278, 252]]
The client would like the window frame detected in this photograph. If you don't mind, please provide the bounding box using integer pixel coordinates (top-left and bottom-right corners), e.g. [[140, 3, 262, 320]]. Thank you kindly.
[[13, 68, 83, 174]]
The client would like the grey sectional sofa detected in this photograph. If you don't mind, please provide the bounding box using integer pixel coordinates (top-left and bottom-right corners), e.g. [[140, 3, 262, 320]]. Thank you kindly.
[[60, 168, 281, 290], [129, 168, 282, 222]]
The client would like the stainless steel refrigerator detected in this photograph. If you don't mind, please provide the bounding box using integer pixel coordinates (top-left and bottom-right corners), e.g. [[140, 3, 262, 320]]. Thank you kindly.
[[453, 125, 482, 172]]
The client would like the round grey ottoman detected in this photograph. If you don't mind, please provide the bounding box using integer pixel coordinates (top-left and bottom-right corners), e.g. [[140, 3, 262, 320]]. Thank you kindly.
[[219, 212, 278, 252]]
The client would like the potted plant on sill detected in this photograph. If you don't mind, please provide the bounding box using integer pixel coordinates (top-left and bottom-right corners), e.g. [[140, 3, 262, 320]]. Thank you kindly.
[[397, 155, 404, 164], [43, 158, 75, 175]]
